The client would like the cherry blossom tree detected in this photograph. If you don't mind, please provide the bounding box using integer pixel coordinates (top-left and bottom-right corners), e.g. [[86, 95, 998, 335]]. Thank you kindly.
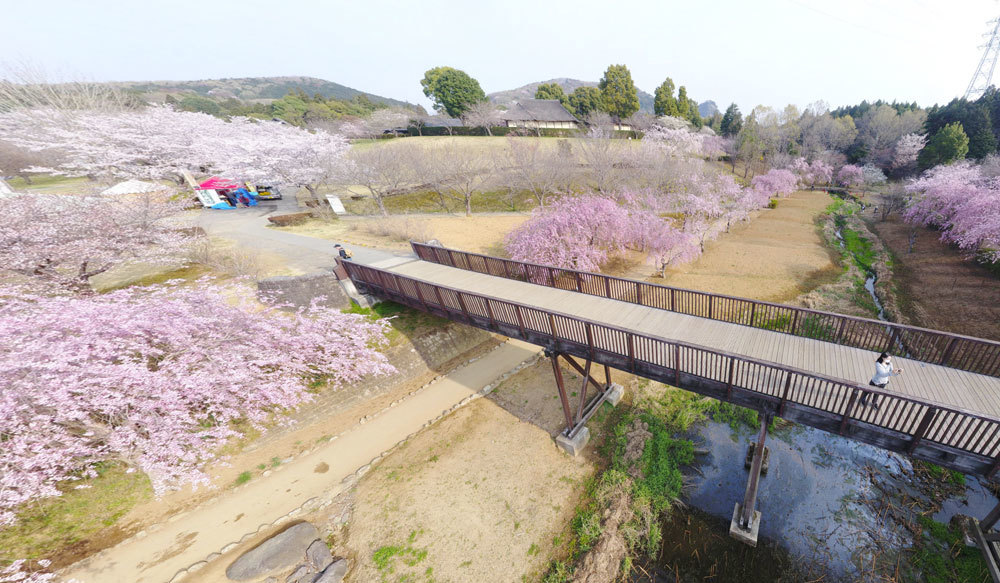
[[211, 117, 350, 201], [504, 194, 634, 270], [0, 192, 195, 293], [904, 161, 1000, 261], [0, 106, 351, 198], [0, 282, 393, 527], [837, 164, 864, 188], [891, 133, 926, 175], [787, 157, 833, 189], [751, 168, 799, 198], [861, 164, 887, 193]]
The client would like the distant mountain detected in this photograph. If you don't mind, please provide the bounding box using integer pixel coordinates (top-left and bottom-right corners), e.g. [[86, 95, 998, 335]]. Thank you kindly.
[[118, 76, 417, 109], [698, 100, 719, 118], [488, 78, 655, 114]]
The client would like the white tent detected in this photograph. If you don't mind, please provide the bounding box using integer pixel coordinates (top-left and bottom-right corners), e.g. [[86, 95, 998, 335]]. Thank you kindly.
[[101, 180, 166, 196]]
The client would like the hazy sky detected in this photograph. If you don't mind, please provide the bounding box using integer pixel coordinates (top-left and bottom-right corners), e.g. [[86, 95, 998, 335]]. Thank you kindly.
[[5, 0, 1000, 114]]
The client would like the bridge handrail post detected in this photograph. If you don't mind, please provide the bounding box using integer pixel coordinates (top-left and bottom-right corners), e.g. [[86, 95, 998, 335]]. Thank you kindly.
[[940, 337, 959, 366], [515, 304, 527, 336], [907, 406, 939, 454], [726, 358, 736, 399], [548, 267, 555, 288], [575, 271, 582, 292], [604, 277, 612, 299], [627, 334, 636, 372], [585, 322, 595, 361], [456, 292, 471, 324], [790, 310, 800, 336], [485, 298, 496, 329], [778, 371, 793, 415], [674, 344, 681, 386], [839, 388, 860, 435], [670, 288, 675, 312], [636, 281, 643, 305], [708, 295, 714, 320], [433, 286, 446, 312]]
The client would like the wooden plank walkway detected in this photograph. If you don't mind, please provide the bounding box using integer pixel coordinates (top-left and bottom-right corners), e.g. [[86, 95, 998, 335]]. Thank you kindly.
[[382, 258, 1000, 418]]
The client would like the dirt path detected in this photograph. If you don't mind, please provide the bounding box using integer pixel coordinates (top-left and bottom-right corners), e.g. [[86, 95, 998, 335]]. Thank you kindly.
[[59, 339, 542, 583], [653, 190, 840, 302]]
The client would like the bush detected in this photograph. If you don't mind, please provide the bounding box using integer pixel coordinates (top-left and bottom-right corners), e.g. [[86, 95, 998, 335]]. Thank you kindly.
[[767, 198, 778, 209], [267, 212, 313, 226]]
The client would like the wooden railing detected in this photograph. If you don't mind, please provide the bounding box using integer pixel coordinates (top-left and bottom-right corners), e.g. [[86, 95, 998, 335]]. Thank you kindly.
[[411, 242, 1000, 379], [344, 259, 1000, 476]]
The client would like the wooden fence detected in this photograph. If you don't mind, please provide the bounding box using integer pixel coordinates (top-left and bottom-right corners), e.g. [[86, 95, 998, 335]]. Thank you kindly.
[[344, 259, 1000, 477], [411, 242, 1000, 378]]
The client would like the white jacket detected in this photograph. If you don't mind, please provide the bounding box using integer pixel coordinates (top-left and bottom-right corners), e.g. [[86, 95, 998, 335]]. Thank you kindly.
[[871, 360, 898, 386]]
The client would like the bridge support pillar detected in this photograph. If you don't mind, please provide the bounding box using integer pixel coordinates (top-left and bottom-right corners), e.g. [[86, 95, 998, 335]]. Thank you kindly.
[[546, 350, 622, 456], [730, 413, 771, 547]]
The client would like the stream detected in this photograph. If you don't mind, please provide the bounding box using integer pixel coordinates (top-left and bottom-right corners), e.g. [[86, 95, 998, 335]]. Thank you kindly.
[[634, 419, 999, 582], [835, 227, 888, 322]]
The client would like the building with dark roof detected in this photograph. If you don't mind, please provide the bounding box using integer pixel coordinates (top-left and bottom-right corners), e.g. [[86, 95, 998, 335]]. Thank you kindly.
[[500, 99, 580, 130]]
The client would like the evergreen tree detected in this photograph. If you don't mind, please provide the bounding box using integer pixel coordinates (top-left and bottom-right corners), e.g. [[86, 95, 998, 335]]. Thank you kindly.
[[676, 86, 690, 118], [598, 64, 639, 121], [534, 83, 569, 107], [420, 66, 487, 117], [568, 86, 604, 119], [720, 103, 742, 137], [653, 78, 678, 117], [918, 122, 970, 169]]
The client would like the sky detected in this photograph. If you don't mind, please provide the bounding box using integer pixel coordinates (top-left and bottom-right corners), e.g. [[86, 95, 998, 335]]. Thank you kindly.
[[5, 0, 1000, 114]]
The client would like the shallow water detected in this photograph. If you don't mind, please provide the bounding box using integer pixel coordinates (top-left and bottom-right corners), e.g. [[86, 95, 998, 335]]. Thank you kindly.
[[653, 418, 997, 581]]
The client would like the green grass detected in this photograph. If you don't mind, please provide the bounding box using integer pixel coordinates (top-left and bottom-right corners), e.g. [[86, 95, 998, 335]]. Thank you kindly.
[[343, 300, 449, 341], [0, 463, 152, 564], [235, 471, 253, 485], [909, 515, 988, 583], [371, 529, 430, 582]]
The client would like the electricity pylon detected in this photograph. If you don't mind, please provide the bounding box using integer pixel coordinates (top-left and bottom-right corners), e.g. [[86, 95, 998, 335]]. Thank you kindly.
[[966, 17, 1000, 100]]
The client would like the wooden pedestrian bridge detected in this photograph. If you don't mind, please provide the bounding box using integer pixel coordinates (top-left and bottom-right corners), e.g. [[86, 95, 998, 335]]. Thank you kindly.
[[339, 242, 1000, 562]]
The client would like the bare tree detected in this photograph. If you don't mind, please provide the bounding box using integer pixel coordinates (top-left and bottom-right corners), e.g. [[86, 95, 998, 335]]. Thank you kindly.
[[495, 136, 567, 207], [461, 101, 502, 136], [341, 143, 416, 216], [421, 140, 494, 216], [878, 182, 908, 222], [0, 61, 142, 113]]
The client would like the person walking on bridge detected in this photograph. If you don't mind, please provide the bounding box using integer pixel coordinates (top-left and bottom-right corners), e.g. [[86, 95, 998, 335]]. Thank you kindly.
[[861, 352, 902, 409]]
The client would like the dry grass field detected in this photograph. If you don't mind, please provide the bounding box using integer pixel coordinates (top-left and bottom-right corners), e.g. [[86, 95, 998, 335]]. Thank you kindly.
[[649, 190, 842, 303], [874, 215, 1000, 341]]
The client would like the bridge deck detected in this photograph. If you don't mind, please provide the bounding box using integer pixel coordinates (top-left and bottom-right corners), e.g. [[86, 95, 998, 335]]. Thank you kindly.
[[380, 258, 1000, 418]]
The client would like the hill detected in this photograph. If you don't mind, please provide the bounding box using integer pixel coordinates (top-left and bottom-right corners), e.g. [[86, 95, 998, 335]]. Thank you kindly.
[[488, 78, 655, 114], [118, 76, 417, 108], [698, 100, 719, 118]]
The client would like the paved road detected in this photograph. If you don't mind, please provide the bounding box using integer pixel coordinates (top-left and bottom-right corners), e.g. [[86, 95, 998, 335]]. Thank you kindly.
[[195, 191, 406, 274]]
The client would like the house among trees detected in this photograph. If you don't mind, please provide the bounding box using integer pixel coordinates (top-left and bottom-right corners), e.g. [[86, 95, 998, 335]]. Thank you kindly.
[[501, 99, 580, 130]]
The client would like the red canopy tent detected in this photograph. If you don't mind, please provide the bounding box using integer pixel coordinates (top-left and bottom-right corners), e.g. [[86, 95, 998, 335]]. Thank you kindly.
[[197, 176, 241, 190]]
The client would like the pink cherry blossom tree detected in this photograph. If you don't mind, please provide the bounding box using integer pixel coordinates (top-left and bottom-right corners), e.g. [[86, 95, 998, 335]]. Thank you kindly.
[[904, 161, 1000, 261], [0, 106, 351, 198], [751, 168, 799, 198], [0, 283, 393, 528], [504, 194, 634, 271], [837, 164, 864, 188], [0, 192, 195, 293]]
